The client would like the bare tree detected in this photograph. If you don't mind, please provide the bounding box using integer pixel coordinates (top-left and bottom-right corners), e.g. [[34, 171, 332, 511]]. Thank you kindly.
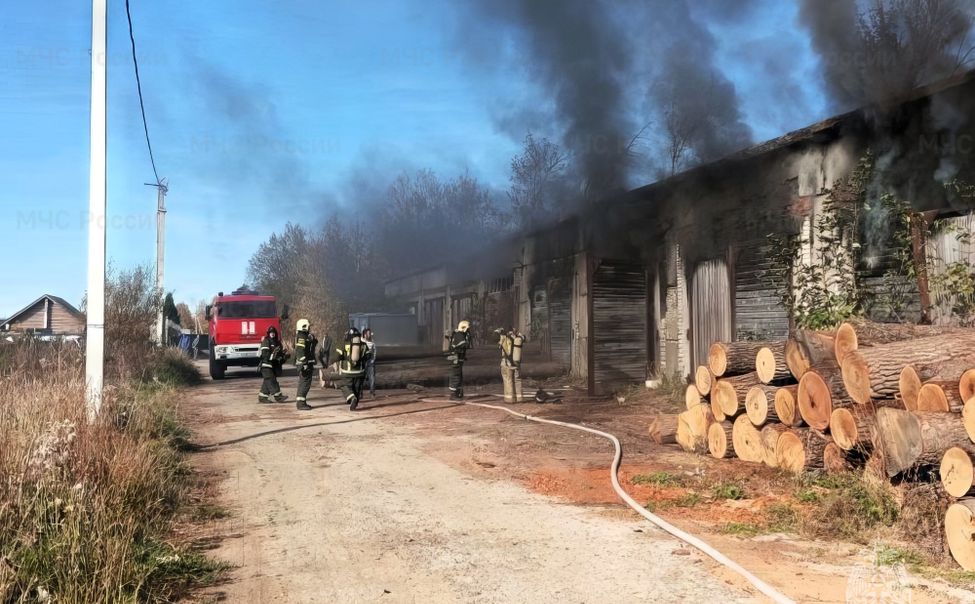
[[857, 0, 975, 101], [380, 169, 505, 272], [652, 66, 751, 176], [247, 222, 307, 307], [507, 133, 568, 228], [175, 302, 195, 330], [662, 96, 695, 176], [801, 0, 975, 107], [194, 301, 209, 333]]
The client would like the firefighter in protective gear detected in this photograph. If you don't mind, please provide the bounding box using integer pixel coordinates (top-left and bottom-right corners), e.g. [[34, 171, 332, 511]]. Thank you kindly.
[[293, 319, 318, 410], [496, 327, 525, 403], [335, 327, 372, 410], [258, 326, 288, 403], [446, 320, 472, 400]]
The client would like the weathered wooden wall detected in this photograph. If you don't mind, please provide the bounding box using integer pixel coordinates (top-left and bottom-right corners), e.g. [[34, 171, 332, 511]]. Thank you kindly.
[[590, 259, 647, 395]]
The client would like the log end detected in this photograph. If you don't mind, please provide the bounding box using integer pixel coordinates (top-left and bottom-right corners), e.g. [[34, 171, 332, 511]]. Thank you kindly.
[[708, 342, 728, 377], [677, 406, 711, 454], [946, 499, 975, 571], [713, 380, 739, 417], [830, 408, 858, 451], [798, 371, 832, 431], [694, 365, 713, 396], [964, 399, 975, 444], [840, 352, 873, 405], [941, 447, 975, 499], [685, 383, 703, 411], [732, 415, 764, 463], [775, 431, 805, 474], [760, 424, 788, 468], [774, 386, 799, 427], [899, 365, 922, 412], [917, 383, 950, 413], [710, 397, 727, 423], [960, 369, 975, 405], [834, 322, 858, 365], [707, 422, 732, 459], [745, 386, 770, 426], [755, 346, 777, 384]]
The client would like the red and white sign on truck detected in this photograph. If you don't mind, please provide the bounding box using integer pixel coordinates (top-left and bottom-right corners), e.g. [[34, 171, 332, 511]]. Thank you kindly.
[[206, 288, 288, 379]]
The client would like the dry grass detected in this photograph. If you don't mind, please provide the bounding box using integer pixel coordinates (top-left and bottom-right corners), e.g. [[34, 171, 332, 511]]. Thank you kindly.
[[0, 335, 220, 601], [797, 472, 900, 542]]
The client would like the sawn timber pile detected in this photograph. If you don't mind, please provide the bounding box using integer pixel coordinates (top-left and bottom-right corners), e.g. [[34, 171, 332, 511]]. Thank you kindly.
[[647, 322, 975, 572]]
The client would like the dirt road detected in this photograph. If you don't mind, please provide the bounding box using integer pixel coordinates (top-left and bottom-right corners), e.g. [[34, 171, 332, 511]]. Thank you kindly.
[[186, 368, 760, 603]]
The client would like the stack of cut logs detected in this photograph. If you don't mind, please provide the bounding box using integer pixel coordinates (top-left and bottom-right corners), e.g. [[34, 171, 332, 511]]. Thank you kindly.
[[646, 322, 975, 571]]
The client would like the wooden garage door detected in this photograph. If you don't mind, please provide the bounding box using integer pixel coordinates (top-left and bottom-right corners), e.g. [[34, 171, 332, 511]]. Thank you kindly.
[[548, 278, 572, 367], [691, 258, 732, 370], [734, 241, 790, 340], [590, 260, 647, 395]]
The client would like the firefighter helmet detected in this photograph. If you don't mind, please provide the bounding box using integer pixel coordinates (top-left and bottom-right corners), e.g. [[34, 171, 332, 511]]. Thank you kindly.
[[266, 326, 278, 337], [345, 327, 361, 340], [296, 319, 310, 332], [457, 320, 470, 332]]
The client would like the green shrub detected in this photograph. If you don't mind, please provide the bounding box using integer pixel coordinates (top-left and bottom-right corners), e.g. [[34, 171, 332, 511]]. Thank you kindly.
[[721, 522, 762, 537], [875, 545, 922, 567], [631, 471, 684, 487], [712, 482, 746, 500]]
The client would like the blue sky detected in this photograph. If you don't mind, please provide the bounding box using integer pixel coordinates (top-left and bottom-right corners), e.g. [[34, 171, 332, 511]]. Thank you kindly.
[[0, 0, 829, 315]]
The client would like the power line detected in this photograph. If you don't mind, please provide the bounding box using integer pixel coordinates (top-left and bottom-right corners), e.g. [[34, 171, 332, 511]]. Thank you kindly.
[[125, 0, 161, 185]]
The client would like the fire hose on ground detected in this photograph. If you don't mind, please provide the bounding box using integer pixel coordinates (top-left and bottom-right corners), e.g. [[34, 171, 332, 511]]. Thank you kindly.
[[420, 395, 795, 604]]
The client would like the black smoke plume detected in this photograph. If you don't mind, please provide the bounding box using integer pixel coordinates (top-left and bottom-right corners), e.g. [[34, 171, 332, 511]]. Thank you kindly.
[[468, 0, 634, 200], [462, 0, 757, 198], [799, 0, 975, 109]]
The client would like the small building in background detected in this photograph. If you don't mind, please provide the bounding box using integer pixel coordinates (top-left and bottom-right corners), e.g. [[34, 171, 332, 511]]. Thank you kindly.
[[348, 312, 421, 347], [1, 294, 85, 337]]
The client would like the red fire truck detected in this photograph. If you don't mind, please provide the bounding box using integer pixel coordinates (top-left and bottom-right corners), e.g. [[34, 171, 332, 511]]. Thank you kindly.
[[206, 288, 288, 379]]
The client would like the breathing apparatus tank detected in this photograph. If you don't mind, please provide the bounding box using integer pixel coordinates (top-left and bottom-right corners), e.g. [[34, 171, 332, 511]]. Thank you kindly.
[[511, 331, 524, 366], [344, 327, 365, 365]]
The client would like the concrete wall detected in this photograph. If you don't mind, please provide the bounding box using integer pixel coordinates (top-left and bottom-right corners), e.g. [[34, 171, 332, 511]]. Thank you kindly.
[[656, 242, 690, 378]]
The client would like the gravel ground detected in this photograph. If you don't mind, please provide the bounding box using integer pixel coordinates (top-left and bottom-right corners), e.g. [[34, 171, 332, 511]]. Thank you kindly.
[[187, 372, 759, 603]]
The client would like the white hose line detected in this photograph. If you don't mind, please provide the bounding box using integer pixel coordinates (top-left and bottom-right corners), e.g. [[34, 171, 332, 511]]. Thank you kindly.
[[425, 396, 794, 604]]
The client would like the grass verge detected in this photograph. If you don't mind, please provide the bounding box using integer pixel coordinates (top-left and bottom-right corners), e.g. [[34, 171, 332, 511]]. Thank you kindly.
[[0, 340, 223, 603]]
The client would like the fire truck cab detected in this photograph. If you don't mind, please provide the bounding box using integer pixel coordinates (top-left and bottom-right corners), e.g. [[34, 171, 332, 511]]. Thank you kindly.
[[206, 288, 288, 380]]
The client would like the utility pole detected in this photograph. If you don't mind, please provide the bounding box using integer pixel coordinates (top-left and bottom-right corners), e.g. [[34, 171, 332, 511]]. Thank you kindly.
[[85, 0, 107, 422], [151, 181, 168, 345]]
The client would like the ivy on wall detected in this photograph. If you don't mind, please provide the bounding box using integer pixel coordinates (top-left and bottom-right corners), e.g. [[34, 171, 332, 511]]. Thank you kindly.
[[765, 154, 874, 330], [765, 163, 975, 329]]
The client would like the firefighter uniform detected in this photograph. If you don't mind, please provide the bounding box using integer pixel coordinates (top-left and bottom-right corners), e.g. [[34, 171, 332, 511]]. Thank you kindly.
[[294, 319, 317, 410], [446, 320, 472, 399], [497, 329, 524, 403], [335, 327, 372, 411], [258, 326, 287, 403]]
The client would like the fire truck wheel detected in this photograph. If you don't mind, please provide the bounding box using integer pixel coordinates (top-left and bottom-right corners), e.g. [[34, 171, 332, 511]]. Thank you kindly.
[[209, 349, 226, 380]]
